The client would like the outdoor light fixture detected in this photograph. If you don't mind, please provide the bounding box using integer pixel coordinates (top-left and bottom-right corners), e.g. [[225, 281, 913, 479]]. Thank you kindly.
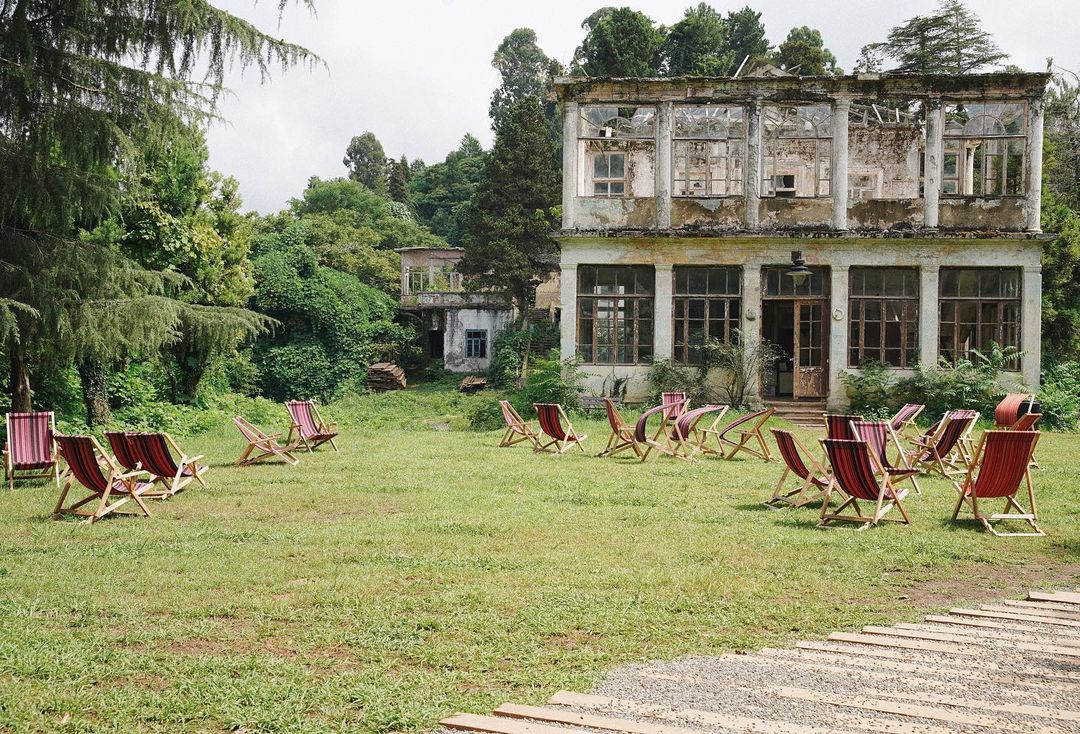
[[786, 250, 811, 286]]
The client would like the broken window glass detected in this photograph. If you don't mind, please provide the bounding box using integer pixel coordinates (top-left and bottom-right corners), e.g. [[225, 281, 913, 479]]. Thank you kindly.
[[762, 105, 832, 197], [579, 106, 656, 139], [673, 106, 745, 197], [943, 102, 1026, 197]]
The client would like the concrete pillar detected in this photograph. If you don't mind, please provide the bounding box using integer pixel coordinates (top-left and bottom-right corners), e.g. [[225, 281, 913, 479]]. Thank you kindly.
[[559, 262, 577, 360], [1022, 265, 1042, 387], [1025, 97, 1045, 232], [561, 101, 578, 231], [827, 265, 849, 410], [741, 264, 763, 404], [924, 99, 943, 229], [744, 99, 762, 229], [653, 263, 673, 360], [918, 264, 940, 367], [831, 97, 851, 231], [656, 102, 673, 230]]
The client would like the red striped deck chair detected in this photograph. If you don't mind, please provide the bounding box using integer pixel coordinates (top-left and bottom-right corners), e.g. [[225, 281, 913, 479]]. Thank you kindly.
[[820, 438, 912, 529], [498, 400, 539, 449], [765, 429, 832, 510], [704, 407, 775, 461], [3, 411, 59, 490], [889, 403, 924, 440], [285, 400, 339, 452], [233, 416, 300, 466], [105, 432, 144, 473], [951, 430, 1042, 536], [662, 391, 689, 420], [994, 393, 1036, 429], [599, 398, 640, 458], [634, 398, 688, 462], [533, 403, 587, 454], [907, 410, 977, 479], [670, 405, 729, 460], [851, 419, 922, 495], [823, 413, 861, 440], [53, 435, 157, 523], [130, 432, 208, 496]]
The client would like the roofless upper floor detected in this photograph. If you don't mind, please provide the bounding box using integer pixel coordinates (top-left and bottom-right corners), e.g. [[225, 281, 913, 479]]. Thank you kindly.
[[555, 72, 1049, 236]]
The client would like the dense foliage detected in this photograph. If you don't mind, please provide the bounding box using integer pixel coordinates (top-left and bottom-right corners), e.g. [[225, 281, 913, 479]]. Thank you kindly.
[[407, 136, 488, 247]]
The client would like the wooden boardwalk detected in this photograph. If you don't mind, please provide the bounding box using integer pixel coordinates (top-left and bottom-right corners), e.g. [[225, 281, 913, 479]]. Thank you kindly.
[[440, 588, 1080, 734]]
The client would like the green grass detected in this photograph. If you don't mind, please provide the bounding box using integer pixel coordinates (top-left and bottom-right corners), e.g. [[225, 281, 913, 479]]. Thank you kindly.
[[2, 385, 1079, 733]]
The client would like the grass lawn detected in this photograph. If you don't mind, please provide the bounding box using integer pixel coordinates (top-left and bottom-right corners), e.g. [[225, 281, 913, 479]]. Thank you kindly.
[[2, 384, 1079, 733]]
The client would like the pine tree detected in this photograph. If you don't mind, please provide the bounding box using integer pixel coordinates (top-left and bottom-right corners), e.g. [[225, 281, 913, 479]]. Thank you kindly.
[[724, 7, 770, 74], [875, 0, 1008, 74], [387, 156, 411, 205], [489, 28, 563, 134]]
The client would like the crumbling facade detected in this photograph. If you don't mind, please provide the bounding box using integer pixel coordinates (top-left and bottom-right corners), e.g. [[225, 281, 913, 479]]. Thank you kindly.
[[555, 72, 1050, 407]]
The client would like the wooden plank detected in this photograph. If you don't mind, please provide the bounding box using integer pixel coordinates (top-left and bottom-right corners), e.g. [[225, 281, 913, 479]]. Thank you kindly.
[[899, 622, 1080, 648], [985, 603, 1080, 621], [949, 607, 1080, 628], [442, 713, 590, 734], [833, 714, 955, 734], [863, 625, 1080, 657], [875, 690, 1080, 723], [493, 703, 707, 734], [828, 632, 978, 656], [1004, 599, 1080, 615], [1030, 590, 1080, 605], [923, 614, 1080, 639]]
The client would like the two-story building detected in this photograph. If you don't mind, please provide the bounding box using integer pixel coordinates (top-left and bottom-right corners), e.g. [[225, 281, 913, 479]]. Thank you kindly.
[[555, 71, 1050, 409]]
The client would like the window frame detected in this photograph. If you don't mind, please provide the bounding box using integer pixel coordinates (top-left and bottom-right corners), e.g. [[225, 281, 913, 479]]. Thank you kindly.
[[672, 266, 742, 365], [591, 150, 627, 198], [761, 104, 833, 199], [672, 106, 746, 199], [938, 267, 1021, 370], [942, 101, 1027, 198], [464, 329, 488, 359], [847, 267, 920, 369], [576, 265, 655, 366], [578, 105, 656, 200]]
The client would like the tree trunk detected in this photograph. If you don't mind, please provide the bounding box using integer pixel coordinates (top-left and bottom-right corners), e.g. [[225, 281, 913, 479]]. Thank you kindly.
[[78, 359, 111, 426], [9, 343, 31, 412]]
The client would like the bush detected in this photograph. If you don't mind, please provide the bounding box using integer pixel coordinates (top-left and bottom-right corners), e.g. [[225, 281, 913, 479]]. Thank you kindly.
[[520, 351, 583, 409], [466, 396, 507, 431], [1038, 362, 1080, 430], [645, 359, 708, 406], [841, 360, 897, 418], [487, 327, 531, 387]]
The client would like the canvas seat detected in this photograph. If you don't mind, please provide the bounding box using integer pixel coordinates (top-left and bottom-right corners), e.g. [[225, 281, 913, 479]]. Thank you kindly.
[[824, 413, 861, 440], [233, 416, 301, 466], [819, 438, 912, 530], [285, 399, 339, 452], [907, 410, 978, 478], [703, 407, 775, 461], [498, 400, 540, 449], [53, 435, 156, 524], [669, 404, 728, 460], [850, 419, 922, 495], [661, 391, 689, 420], [533, 403, 587, 454], [129, 432, 208, 496], [598, 398, 641, 458], [889, 403, 925, 440], [633, 398, 688, 462], [3, 411, 59, 489], [994, 393, 1037, 429], [951, 430, 1042, 536], [765, 429, 831, 510]]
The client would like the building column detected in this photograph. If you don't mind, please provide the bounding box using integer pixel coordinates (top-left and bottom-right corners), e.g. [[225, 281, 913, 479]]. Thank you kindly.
[[924, 99, 943, 229], [561, 101, 578, 231], [918, 264, 940, 368], [827, 265, 849, 410], [1025, 97, 1045, 232], [1022, 265, 1042, 387], [831, 97, 851, 231], [741, 264, 763, 405], [653, 263, 673, 361], [656, 102, 673, 230], [559, 263, 577, 360], [744, 99, 762, 229]]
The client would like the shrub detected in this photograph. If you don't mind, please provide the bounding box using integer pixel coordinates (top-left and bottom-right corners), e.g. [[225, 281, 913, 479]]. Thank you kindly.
[[645, 359, 708, 406], [487, 327, 531, 387], [520, 351, 583, 409], [466, 396, 507, 431], [702, 333, 781, 409], [841, 360, 897, 417], [1038, 361, 1080, 430]]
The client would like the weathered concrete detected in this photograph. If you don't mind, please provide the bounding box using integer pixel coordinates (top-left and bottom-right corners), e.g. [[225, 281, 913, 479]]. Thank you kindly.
[[561, 102, 578, 231], [827, 264, 849, 410], [560, 263, 577, 361], [744, 99, 762, 230], [653, 263, 673, 361], [655, 102, 672, 230], [1022, 265, 1043, 388], [831, 97, 850, 231], [924, 99, 943, 229], [442, 308, 514, 373], [918, 264, 940, 372], [1025, 97, 1045, 232]]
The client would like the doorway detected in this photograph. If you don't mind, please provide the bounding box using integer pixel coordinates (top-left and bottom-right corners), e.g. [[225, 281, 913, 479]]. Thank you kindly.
[[760, 266, 830, 400]]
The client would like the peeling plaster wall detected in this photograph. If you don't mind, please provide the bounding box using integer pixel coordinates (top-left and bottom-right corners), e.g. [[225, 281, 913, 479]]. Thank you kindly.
[[939, 197, 1025, 231], [670, 197, 744, 228], [849, 199, 924, 230], [757, 197, 833, 229], [443, 308, 514, 373], [578, 140, 654, 197], [572, 197, 658, 230], [849, 127, 922, 200]]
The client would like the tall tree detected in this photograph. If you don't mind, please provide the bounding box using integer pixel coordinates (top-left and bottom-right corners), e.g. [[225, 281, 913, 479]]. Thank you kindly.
[[664, 3, 733, 77], [407, 135, 487, 246], [386, 155, 411, 205], [572, 7, 666, 78], [868, 0, 1007, 74], [725, 6, 770, 74], [489, 28, 563, 135], [771, 26, 841, 76], [343, 132, 388, 195], [459, 98, 560, 317]]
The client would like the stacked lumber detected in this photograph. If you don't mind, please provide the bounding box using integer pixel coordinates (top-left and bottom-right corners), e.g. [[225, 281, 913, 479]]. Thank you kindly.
[[459, 375, 486, 393], [366, 363, 406, 392]]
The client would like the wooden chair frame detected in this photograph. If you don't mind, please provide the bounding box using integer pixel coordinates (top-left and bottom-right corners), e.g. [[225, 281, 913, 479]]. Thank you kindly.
[[951, 431, 1043, 537], [670, 405, 729, 460], [4, 411, 60, 490], [994, 393, 1037, 429], [704, 407, 775, 461], [850, 419, 922, 495], [286, 399, 339, 452], [889, 403, 925, 440], [533, 404, 587, 455], [818, 439, 912, 530], [498, 400, 540, 449], [636, 399, 689, 462], [598, 398, 641, 458], [233, 416, 301, 466], [53, 436, 157, 524], [907, 411, 978, 479], [765, 429, 832, 510], [131, 432, 208, 496]]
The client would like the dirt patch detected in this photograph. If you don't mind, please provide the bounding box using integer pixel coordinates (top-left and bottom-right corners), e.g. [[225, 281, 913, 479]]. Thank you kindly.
[[546, 629, 603, 651], [890, 560, 1080, 613]]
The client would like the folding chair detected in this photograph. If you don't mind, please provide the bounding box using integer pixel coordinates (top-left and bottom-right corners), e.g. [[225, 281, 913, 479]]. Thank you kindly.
[[634, 398, 688, 462], [285, 399, 339, 452], [824, 413, 861, 440], [819, 438, 912, 530], [533, 403, 587, 454], [130, 432, 208, 496], [53, 435, 157, 524], [3, 411, 59, 489], [669, 405, 729, 460], [662, 391, 689, 420], [598, 398, 641, 458], [498, 400, 540, 449], [994, 393, 1037, 429], [233, 416, 301, 466], [704, 407, 775, 461], [850, 419, 922, 495], [765, 429, 832, 510], [907, 410, 978, 479], [888, 403, 925, 440], [105, 431, 144, 472], [951, 430, 1042, 537]]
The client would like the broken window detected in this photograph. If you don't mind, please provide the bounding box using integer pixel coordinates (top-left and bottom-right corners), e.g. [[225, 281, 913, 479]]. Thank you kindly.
[[943, 102, 1026, 197], [465, 330, 487, 359], [938, 268, 1021, 369], [579, 106, 655, 199], [762, 104, 832, 198], [847, 100, 923, 201], [673, 266, 742, 364], [592, 151, 625, 197], [577, 265, 654, 365], [672, 106, 745, 197], [848, 268, 919, 368]]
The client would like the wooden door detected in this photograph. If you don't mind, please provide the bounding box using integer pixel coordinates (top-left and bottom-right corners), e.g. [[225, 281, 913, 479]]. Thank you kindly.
[[793, 300, 828, 398]]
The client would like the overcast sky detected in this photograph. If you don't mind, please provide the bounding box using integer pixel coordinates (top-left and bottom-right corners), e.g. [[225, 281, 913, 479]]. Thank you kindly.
[[206, 0, 1075, 214]]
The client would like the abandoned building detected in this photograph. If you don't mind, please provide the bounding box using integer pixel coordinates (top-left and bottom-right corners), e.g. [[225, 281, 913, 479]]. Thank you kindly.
[[554, 71, 1049, 409]]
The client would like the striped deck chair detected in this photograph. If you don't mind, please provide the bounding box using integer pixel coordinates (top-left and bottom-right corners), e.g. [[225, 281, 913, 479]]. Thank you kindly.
[[765, 429, 832, 510], [533, 404, 587, 454], [130, 432, 208, 496], [599, 398, 640, 458], [669, 405, 729, 460], [53, 435, 156, 524], [105, 432, 144, 473], [907, 410, 978, 478], [662, 391, 689, 420], [824, 413, 861, 440], [851, 419, 922, 495], [498, 400, 539, 449], [704, 407, 775, 461], [285, 400, 339, 452], [951, 431, 1042, 536], [233, 416, 300, 466], [3, 411, 59, 490], [634, 398, 688, 462], [889, 403, 925, 440], [994, 393, 1037, 429], [820, 438, 912, 529]]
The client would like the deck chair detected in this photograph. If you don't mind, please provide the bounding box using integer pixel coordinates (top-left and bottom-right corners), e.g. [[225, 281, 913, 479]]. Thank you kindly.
[[634, 398, 689, 462], [105, 431, 144, 473], [704, 407, 775, 461], [498, 400, 540, 449], [233, 416, 300, 466], [130, 432, 208, 496], [819, 438, 912, 530], [907, 410, 977, 479], [952, 431, 1042, 537], [889, 403, 925, 439], [670, 405, 729, 460], [53, 435, 157, 524], [765, 429, 832, 510], [994, 393, 1037, 429], [285, 399, 339, 452], [3, 411, 60, 489], [824, 413, 861, 440], [851, 419, 922, 495], [533, 403, 587, 454], [599, 398, 641, 458], [662, 391, 689, 420]]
